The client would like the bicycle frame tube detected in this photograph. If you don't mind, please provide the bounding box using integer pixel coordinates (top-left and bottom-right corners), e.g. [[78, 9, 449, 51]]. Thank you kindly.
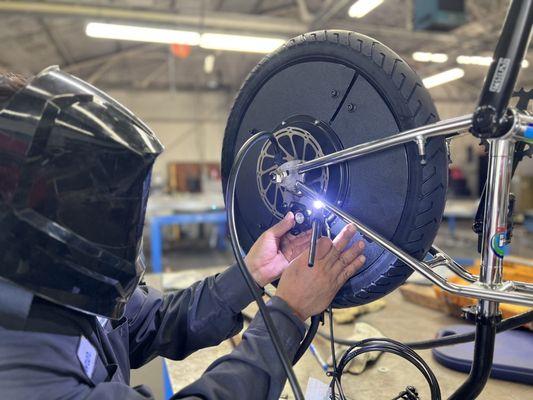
[[449, 135, 515, 399], [472, 0, 533, 138], [294, 114, 472, 175]]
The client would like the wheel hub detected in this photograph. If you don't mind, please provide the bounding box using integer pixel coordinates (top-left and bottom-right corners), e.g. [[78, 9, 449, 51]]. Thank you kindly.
[[256, 115, 348, 220]]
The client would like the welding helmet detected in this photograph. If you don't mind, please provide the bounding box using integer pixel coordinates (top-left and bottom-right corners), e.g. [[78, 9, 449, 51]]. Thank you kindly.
[[0, 66, 163, 319]]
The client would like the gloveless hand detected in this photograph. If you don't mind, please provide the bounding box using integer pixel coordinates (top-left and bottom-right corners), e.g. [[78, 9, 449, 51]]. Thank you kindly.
[[244, 212, 312, 287], [276, 224, 366, 321]]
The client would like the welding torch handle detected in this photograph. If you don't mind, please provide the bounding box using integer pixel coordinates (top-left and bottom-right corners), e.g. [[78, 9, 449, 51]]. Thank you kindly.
[[308, 218, 321, 267]]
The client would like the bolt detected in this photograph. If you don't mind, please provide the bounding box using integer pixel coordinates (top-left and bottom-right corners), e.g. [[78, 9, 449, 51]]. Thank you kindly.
[[314, 120, 320, 125], [347, 103, 356, 112], [331, 89, 339, 98], [281, 121, 286, 126], [294, 212, 305, 225], [281, 202, 288, 210]]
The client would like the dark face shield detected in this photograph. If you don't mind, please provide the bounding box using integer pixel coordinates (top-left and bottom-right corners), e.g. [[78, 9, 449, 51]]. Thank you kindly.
[[0, 66, 163, 319]]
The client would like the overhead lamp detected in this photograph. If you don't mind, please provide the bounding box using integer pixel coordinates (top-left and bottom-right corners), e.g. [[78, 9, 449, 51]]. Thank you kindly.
[[86, 22, 200, 45], [422, 68, 464, 88], [200, 33, 285, 54], [204, 54, 216, 74], [412, 52, 448, 63], [348, 0, 384, 18], [86, 22, 285, 54], [457, 55, 529, 68]]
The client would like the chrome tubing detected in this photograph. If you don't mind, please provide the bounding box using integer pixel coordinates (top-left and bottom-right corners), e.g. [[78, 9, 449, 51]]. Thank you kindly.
[[428, 246, 478, 283], [295, 182, 533, 307], [297, 114, 472, 174], [478, 138, 515, 317]]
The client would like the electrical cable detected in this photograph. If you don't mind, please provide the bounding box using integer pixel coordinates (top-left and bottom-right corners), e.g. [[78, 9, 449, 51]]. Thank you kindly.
[[226, 131, 304, 400], [334, 338, 441, 400], [312, 309, 533, 349], [293, 314, 320, 363], [328, 306, 338, 400]]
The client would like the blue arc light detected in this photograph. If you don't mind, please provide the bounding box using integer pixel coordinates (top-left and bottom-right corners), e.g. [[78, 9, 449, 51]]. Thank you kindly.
[[313, 200, 325, 209]]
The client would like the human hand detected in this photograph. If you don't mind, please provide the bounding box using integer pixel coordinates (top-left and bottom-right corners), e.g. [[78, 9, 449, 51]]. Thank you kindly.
[[244, 212, 312, 287], [275, 224, 366, 321]]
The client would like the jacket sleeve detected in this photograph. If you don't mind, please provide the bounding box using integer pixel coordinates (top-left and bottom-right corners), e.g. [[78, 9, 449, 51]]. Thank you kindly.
[[126, 264, 255, 368], [172, 296, 306, 400]]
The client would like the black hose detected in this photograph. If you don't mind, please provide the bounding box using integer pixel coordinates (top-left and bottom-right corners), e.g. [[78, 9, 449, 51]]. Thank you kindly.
[[312, 309, 533, 349], [293, 314, 320, 363], [407, 309, 533, 349], [226, 131, 304, 400], [336, 338, 441, 400]]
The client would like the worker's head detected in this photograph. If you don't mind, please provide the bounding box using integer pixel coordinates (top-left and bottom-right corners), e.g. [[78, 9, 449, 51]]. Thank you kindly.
[[0, 66, 163, 319]]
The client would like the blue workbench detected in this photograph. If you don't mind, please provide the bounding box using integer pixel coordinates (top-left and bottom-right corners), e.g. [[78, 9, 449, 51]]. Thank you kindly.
[[149, 211, 227, 273]]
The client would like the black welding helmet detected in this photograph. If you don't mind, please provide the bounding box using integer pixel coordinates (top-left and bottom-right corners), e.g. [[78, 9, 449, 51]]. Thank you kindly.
[[0, 66, 163, 319]]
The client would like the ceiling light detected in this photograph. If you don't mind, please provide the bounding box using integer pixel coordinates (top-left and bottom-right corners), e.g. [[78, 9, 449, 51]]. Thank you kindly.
[[412, 52, 448, 63], [200, 33, 285, 54], [204, 54, 215, 74], [348, 0, 384, 18], [86, 22, 285, 54], [422, 68, 465, 88], [457, 55, 529, 68], [86, 22, 200, 45]]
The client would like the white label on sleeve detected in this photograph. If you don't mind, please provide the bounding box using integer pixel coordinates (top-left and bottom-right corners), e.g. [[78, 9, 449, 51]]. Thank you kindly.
[[305, 377, 330, 400], [77, 336, 97, 379]]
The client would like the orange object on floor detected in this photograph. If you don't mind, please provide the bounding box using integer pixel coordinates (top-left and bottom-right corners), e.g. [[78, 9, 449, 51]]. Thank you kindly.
[[433, 259, 533, 329]]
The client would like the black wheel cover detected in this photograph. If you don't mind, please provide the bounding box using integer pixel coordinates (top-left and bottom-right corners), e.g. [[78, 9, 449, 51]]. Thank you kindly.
[[222, 31, 448, 307]]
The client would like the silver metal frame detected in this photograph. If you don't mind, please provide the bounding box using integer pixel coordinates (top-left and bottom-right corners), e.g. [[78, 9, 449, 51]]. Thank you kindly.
[[271, 108, 533, 309]]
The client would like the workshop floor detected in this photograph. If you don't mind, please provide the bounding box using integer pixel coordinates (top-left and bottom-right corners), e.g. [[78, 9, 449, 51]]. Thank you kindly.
[[158, 223, 533, 399], [164, 286, 531, 400]]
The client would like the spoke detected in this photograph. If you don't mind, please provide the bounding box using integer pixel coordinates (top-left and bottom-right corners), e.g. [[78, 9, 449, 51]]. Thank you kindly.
[[280, 145, 293, 160], [262, 180, 272, 194], [302, 140, 308, 159], [259, 164, 279, 176], [289, 134, 297, 157]]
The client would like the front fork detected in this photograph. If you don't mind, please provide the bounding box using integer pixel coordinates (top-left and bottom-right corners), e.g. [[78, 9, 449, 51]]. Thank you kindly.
[[449, 138, 515, 399]]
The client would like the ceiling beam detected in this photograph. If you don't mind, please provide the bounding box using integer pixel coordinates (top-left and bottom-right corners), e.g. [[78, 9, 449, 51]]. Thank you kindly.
[[311, 0, 352, 29], [295, 0, 312, 23], [0, 0, 458, 44], [63, 44, 161, 73]]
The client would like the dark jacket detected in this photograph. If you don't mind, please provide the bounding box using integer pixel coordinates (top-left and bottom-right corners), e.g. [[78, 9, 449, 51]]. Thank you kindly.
[[0, 265, 305, 399]]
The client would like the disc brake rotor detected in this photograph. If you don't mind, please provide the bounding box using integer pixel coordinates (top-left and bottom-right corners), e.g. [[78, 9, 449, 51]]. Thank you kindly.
[[255, 115, 348, 220]]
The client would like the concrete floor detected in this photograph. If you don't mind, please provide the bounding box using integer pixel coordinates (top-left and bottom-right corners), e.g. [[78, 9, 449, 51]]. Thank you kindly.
[[157, 223, 533, 399], [163, 271, 532, 400]]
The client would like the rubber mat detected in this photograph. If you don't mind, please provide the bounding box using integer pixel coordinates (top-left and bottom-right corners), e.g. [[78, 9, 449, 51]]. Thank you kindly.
[[432, 324, 533, 385]]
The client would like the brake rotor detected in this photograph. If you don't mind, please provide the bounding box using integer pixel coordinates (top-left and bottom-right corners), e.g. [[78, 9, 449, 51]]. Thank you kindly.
[[256, 115, 348, 220]]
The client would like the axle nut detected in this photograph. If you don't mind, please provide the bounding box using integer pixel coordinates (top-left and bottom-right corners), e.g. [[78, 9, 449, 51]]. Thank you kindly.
[[294, 212, 305, 225]]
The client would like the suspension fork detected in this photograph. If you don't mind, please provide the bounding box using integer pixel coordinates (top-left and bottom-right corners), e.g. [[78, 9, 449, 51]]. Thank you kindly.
[[449, 138, 515, 399]]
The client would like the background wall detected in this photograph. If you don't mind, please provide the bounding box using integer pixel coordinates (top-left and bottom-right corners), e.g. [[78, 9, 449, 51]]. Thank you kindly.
[[109, 89, 233, 183], [109, 89, 532, 204]]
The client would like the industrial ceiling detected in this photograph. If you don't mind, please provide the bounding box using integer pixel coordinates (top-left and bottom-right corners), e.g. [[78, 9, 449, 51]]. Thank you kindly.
[[0, 0, 530, 103]]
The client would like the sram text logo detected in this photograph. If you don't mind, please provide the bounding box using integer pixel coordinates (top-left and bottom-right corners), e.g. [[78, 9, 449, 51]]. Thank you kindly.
[[489, 58, 511, 93]]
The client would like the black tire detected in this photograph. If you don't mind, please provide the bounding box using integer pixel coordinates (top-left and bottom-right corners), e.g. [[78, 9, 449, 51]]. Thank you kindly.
[[221, 30, 448, 307]]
